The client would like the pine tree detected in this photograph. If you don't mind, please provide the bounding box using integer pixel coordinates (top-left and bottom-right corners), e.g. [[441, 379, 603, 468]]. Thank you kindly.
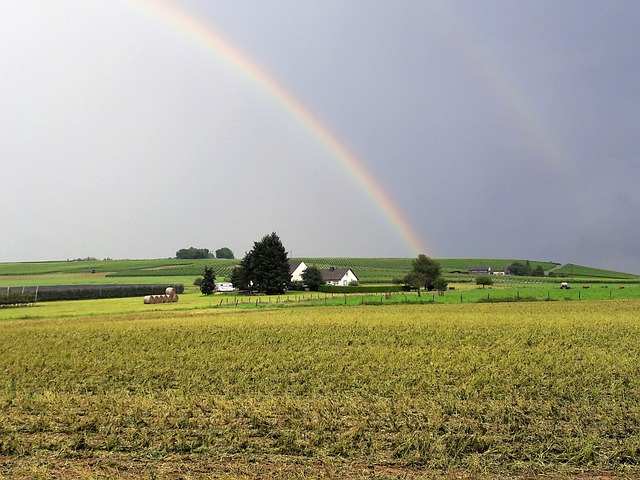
[[230, 265, 249, 292], [242, 232, 290, 294], [200, 266, 216, 295]]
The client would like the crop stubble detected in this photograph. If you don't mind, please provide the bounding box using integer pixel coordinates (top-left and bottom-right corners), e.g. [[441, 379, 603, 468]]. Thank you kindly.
[[0, 301, 638, 478]]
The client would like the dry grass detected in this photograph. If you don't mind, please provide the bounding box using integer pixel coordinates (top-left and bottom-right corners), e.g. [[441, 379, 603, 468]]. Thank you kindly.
[[1, 302, 639, 478]]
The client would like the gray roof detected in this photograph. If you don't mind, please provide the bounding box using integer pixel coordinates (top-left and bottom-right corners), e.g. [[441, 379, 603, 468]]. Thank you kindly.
[[320, 268, 354, 282], [289, 261, 304, 274]]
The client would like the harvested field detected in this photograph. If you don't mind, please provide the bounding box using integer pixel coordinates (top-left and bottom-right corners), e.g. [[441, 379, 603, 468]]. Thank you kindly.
[[1, 301, 638, 478]]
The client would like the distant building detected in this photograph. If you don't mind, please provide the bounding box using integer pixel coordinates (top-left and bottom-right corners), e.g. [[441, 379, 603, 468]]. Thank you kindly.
[[468, 266, 492, 275], [321, 267, 358, 286], [289, 261, 307, 283], [215, 282, 235, 292]]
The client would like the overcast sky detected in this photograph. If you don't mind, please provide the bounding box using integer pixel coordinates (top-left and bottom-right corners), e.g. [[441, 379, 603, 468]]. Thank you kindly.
[[2, 1, 639, 273]]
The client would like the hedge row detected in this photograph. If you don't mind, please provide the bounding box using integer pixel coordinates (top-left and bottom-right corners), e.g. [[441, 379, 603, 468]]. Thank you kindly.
[[318, 285, 409, 294], [0, 284, 184, 305]]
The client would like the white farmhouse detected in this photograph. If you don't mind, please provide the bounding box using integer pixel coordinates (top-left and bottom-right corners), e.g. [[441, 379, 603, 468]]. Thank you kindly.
[[321, 267, 359, 286], [289, 261, 308, 283]]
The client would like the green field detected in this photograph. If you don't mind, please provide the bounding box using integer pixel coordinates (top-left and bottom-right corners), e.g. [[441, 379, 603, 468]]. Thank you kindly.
[[1, 258, 637, 288], [1, 300, 639, 479], [3, 283, 640, 323]]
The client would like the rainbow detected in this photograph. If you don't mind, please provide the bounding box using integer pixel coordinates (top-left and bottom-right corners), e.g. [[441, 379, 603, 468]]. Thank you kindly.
[[431, 3, 591, 231], [123, 0, 428, 255], [432, 2, 574, 178]]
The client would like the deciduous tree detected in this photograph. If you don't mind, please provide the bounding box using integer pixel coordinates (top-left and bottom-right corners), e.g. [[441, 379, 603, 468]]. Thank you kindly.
[[176, 247, 212, 259], [302, 265, 325, 291], [476, 275, 493, 288], [215, 247, 234, 259], [404, 254, 442, 292], [434, 276, 448, 296]]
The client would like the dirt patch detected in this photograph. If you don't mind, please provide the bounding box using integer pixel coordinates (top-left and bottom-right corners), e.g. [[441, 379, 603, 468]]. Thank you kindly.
[[0, 455, 630, 480]]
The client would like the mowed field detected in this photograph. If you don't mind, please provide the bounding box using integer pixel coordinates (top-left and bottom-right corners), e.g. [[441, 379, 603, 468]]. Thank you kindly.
[[1, 300, 639, 479]]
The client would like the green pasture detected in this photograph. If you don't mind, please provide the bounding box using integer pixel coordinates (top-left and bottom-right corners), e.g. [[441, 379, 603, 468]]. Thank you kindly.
[[2, 281, 640, 323], [1, 301, 639, 478], [0, 291, 328, 321]]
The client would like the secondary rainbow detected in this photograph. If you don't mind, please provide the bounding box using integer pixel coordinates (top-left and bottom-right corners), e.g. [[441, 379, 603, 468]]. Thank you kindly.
[[432, 2, 574, 178], [124, 0, 428, 255]]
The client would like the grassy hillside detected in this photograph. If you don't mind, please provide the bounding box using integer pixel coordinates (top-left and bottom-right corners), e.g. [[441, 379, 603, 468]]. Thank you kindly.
[[553, 263, 640, 280], [0, 257, 637, 286], [438, 258, 559, 273]]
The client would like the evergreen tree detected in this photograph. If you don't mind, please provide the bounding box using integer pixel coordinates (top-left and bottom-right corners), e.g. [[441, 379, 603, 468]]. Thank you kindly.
[[230, 265, 249, 293], [241, 232, 290, 294], [200, 266, 216, 295], [524, 260, 533, 276]]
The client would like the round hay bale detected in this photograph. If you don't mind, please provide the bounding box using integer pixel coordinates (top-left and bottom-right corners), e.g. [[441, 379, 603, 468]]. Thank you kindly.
[[172, 294, 179, 303], [165, 287, 176, 297], [144, 295, 153, 304]]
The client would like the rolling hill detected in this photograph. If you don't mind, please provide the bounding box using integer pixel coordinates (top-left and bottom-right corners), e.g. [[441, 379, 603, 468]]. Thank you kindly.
[[0, 258, 637, 285]]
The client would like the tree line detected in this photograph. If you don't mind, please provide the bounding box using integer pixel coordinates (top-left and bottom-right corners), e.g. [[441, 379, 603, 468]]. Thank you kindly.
[[176, 246, 234, 259]]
